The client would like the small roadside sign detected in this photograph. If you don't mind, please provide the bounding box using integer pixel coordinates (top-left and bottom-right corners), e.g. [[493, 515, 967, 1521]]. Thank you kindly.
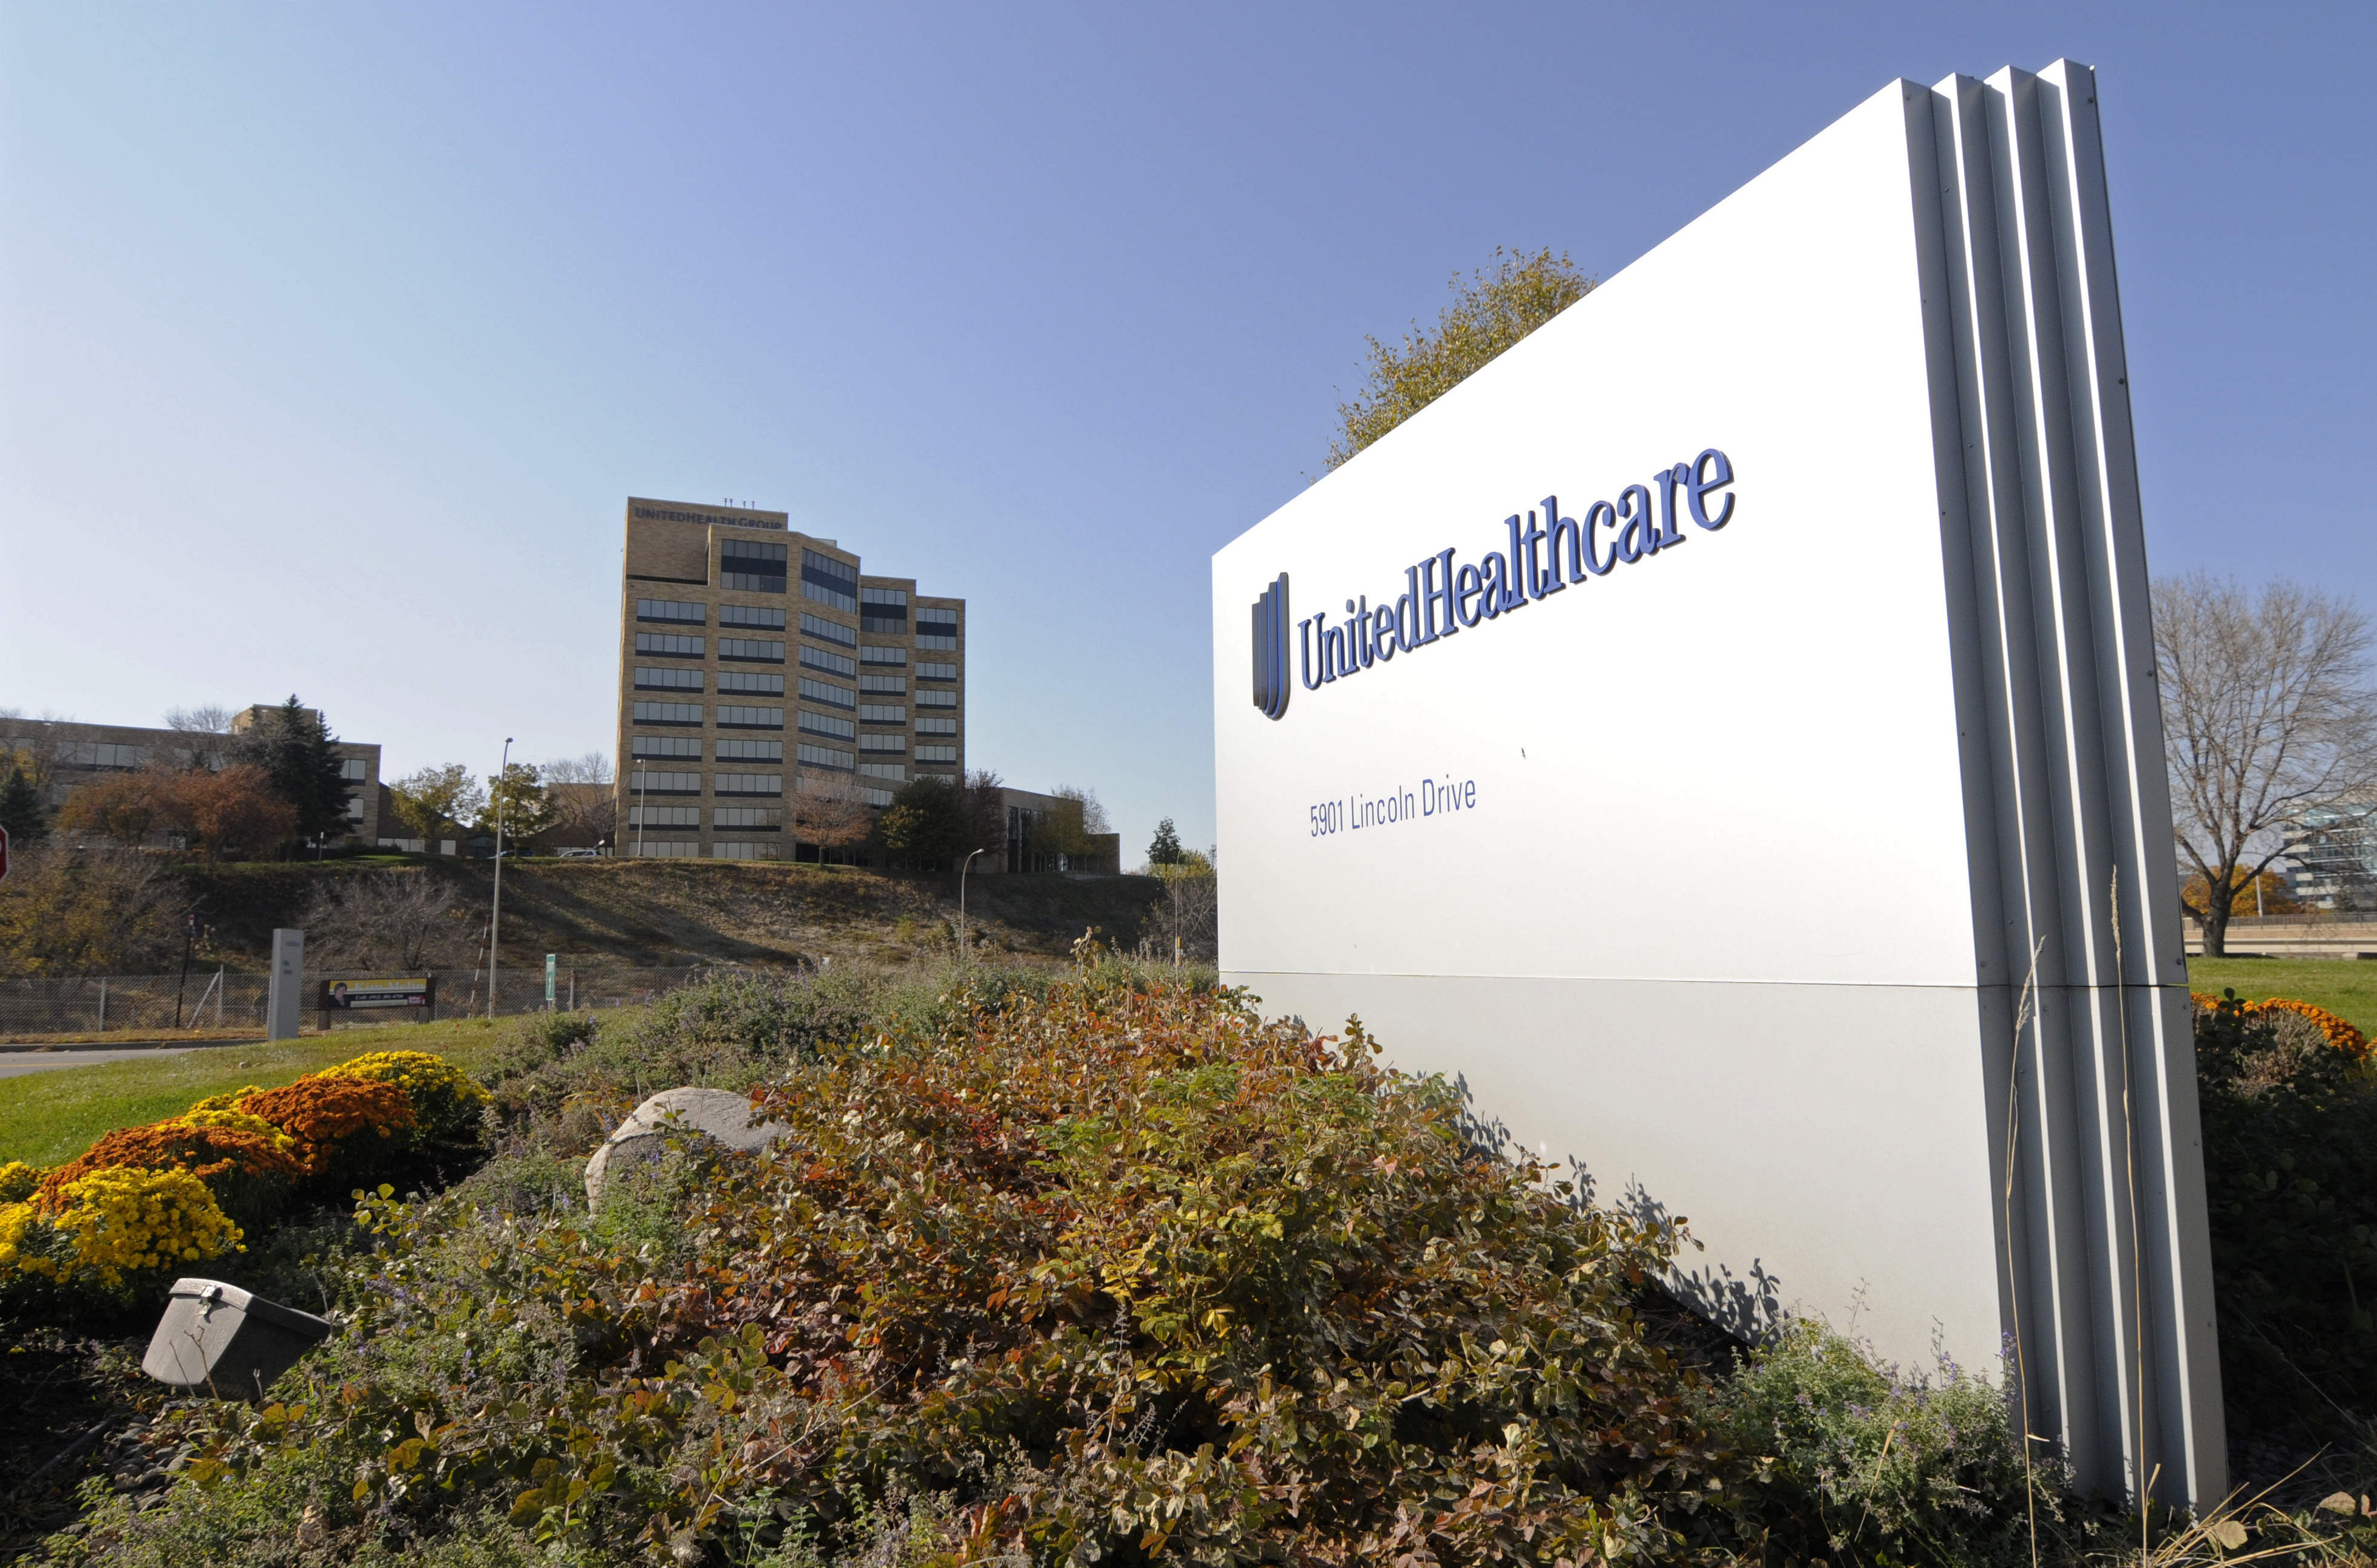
[[545, 953, 557, 1008]]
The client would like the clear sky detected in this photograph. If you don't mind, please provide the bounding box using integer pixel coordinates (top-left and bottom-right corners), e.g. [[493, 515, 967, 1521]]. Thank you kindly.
[[4, 3, 2371, 861]]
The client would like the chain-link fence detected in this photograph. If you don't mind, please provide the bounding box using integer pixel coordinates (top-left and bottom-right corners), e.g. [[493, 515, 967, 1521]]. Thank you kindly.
[[0, 966, 754, 1038]]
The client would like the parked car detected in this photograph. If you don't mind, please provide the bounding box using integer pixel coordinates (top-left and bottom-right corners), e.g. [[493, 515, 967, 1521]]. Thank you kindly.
[[556, 846, 602, 859]]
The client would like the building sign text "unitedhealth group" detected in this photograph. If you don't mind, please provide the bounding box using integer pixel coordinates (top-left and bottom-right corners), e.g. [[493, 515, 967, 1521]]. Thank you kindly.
[[1248, 449, 1736, 721]]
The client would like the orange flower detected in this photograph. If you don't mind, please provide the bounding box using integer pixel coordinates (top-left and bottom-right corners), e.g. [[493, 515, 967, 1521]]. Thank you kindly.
[[237, 1076, 416, 1176]]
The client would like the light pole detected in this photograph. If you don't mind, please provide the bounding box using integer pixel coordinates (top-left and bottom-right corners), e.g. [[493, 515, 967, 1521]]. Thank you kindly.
[[488, 736, 512, 1020], [957, 847, 984, 963], [635, 765, 646, 859]]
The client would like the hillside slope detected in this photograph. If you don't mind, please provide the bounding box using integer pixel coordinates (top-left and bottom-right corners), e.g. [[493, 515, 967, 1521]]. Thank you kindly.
[[173, 859, 1172, 971]]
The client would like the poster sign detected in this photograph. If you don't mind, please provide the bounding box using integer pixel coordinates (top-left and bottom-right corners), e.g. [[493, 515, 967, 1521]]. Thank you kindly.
[[318, 977, 437, 1024]]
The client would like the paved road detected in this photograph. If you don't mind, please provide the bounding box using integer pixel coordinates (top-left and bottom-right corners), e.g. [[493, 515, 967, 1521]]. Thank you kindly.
[[0, 1046, 205, 1079]]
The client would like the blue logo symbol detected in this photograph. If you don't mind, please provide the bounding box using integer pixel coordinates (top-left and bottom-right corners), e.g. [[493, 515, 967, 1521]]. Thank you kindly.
[[1251, 572, 1290, 721]]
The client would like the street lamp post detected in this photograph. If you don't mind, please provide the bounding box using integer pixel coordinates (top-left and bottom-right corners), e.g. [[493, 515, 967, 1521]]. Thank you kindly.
[[958, 847, 984, 963], [635, 766, 646, 859], [488, 736, 512, 1020]]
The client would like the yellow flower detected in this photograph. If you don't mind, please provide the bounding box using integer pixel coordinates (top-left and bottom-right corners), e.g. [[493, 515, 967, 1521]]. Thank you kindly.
[[41, 1167, 242, 1288], [0, 1162, 39, 1204]]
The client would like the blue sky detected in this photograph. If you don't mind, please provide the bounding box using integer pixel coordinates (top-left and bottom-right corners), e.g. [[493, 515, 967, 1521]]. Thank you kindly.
[[4, 3, 2370, 860]]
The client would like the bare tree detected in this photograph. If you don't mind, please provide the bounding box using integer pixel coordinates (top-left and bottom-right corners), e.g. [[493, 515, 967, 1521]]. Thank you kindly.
[[1144, 863, 1218, 964], [542, 751, 614, 786], [164, 705, 236, 770], [301, 872, 475, 972], [0, 842, 193, 976], [2155, 574, 2377, 955]]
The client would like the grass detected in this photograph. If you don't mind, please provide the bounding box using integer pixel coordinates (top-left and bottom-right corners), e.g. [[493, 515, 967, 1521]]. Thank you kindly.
[[2185, 955, 2377, 1034], [0, 1017, 511, 1167]]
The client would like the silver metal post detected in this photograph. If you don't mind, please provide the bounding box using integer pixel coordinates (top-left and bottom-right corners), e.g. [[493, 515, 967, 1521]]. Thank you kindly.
[[489, 736, 511, 1020], [959, 847, 983, 962]]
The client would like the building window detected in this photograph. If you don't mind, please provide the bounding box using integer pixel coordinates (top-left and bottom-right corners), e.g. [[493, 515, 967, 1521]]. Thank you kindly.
[[631, 840, 701, 858], [717, 704, 784, 729], [68, 742, 152, 769], [719, 671, 786, 696], [634, 666, 704, 692], [859, 673, 905, 694], [628, 804, 701, 827], [718, 603, 786, 630], [858, 761, 905, 782], [798, 710, 855, 741], [800, 645, 857, 678], [795, 742, 854, 771], [638, 598, 706, 624], [628, 770, 701, 795], [634, 632, 705, 657], [715, 773, 783, 795], [797, 677, 855, 710], [633, 701, 703, 726], [916, 744, 958, 764], [713, 806, 780, 829], [917, 661, 958, 681], [799, 612, 855, 648], [857, 733, 905, 755], [916, 715, 959, 736], [860, 644, 906, 666], [859, 704, 906, 724], [915, 608, 959, 651], [340, 758, 370, 780], [633, 735, 701, 759], [710, 840, 780, 860], [719, 637, 784, 663], [721, 540, 788, 593], [861, 786, 895, 807], [716, 738, 783, 762], [916, 689, 957, 709], [860, 586, 908, 635], [800, 549, 858, 611]]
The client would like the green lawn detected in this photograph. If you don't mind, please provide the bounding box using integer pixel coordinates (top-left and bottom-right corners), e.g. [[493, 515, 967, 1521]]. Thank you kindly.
[[0, 1019, 511, 1168], [2185, 955, 2377, 1034]]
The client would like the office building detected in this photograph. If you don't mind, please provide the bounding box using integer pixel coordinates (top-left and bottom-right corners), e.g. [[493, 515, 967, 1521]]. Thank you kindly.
[[1, 708, 382, 846], [616, 498, 965, 860]]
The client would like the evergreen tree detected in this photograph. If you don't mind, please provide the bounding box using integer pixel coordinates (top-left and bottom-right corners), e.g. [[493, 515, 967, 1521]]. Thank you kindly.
[[232, 696, 355, 845], [1148, 817, 1185, 867], [0, 762, 47, 845]]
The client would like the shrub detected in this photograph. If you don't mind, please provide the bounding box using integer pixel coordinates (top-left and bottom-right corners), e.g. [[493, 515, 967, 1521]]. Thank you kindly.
[[235, 1075, 416, 1179], [1705, 1320, 2052, 1566], [318, 1050, 491, 1148], [0, 1159, 38, 1202], [37, 1119, 305, 1230], [2194, 988, 2377, 1445], [2191, 989, 2370, 1064], [143, 980, 1734, 1566], [24, 1167, 243, 1288]]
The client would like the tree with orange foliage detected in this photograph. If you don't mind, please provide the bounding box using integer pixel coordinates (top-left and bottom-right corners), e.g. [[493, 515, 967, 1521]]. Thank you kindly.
[[2180, 868, 2305, 921], [166, 764, 296, 861], [55, 769, 171, 845]]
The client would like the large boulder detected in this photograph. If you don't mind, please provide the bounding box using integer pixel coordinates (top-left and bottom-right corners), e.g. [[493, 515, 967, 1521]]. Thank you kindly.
[[583, 1086, 791, 1208]]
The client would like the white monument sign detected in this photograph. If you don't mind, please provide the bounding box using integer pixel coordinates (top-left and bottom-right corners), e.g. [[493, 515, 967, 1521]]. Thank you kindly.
[[1213, 62, 2221, 1507]]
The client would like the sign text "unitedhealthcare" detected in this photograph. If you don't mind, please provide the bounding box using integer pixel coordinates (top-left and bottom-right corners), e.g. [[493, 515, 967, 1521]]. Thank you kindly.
[[1299, 449, 1736, 691]]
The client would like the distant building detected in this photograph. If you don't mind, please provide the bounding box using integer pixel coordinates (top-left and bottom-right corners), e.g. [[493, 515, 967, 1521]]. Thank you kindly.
[[2287, 801, 2377, 909], [0, 708, 381, 846], [995, 786, 1121, 875], [615, 497, 966, 861]]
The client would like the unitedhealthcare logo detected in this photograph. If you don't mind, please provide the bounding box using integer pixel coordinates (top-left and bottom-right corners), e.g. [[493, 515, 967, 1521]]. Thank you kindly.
[[1250, 449, 1735, 721], [1250, 573, 1291, 721]]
